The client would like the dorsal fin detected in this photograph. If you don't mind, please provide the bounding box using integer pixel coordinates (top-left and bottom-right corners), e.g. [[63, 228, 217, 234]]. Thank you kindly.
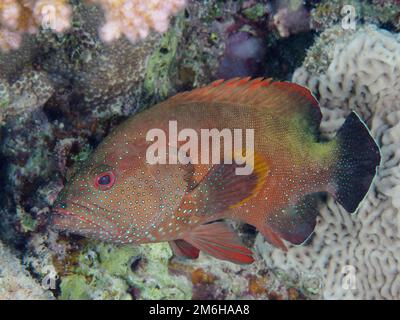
[[168, 78, 322, 128]]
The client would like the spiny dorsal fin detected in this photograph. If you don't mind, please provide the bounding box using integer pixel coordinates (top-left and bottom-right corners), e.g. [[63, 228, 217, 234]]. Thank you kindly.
[[168, 78, 322, 128]]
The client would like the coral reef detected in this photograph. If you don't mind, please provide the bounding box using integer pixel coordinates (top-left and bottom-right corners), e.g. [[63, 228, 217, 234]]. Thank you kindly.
[[1, 0, 398, 300], [58, 242, 192, 300], [272, 0, 310, 38], [169, 245, 308, 300], [0, 0, 72, 51], [0, 240, 54, 299], [0, 0, 187, 52], [90, 0, 186, 43], [257, 25, 400, 299], [217, 31, 267, 79], [311, 0, 400, 32], [1, 0, 284, 300]]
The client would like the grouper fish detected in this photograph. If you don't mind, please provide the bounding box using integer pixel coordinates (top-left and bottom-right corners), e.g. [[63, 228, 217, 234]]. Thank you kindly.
[[52, 78, 381, 264]]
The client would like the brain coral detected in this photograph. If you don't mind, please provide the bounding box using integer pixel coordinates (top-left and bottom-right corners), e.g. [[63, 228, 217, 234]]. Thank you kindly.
[[256, 25, 400, 299]]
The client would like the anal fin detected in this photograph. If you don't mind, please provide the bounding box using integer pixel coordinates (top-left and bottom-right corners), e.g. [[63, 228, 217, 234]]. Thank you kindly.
[[258, 225, 287, 251], [169, 239, 200, 259], [266, 193, 321, 246], [183, 221, 254, 264]]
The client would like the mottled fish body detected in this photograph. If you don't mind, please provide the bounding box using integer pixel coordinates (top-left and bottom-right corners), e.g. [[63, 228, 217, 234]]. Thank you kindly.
[[53, 78, 381, 264]]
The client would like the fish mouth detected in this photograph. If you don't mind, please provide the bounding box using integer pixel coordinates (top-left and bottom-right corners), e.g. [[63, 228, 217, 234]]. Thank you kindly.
[[51, 205, 119, 240]]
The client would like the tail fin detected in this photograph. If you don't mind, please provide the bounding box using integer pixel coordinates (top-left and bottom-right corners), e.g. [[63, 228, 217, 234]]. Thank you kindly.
[[330, 112, 381, 213]]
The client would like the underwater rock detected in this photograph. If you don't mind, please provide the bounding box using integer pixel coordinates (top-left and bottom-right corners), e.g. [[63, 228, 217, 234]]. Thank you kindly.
[[217, 31, 266, 79], [272, 0, 310, 38], [169, 246, 299, 300], [0, 0, 72, 52], [58, 242, 192, 300], [0, 0, 168, 247], [0, 71, 55, 244], [0, 240, 54, 299], [256, 25, 400, 299], [311, 0, 400, 32]]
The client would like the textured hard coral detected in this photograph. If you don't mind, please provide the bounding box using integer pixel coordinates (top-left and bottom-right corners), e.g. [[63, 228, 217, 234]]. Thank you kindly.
[[0, 0, 72, 51], [89, 0, 186, 43], [311, 0, 400, 32], [256, 25, 400, 299]]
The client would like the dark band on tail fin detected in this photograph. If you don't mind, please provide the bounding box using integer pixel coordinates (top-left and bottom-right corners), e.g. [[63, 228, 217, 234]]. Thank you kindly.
[[330, 112, 381, 213]]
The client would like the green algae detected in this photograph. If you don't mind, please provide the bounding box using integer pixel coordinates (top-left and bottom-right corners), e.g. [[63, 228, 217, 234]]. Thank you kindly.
[[0, 80, 10, 111], [243, 3, 267, 21], [144, 13, 184, 100], [126, 243, 192, 300], [60, 275, 91, 300], [59, 242, 192, 300], [19, 210, 38, 233], [71, 144, 93, 163]]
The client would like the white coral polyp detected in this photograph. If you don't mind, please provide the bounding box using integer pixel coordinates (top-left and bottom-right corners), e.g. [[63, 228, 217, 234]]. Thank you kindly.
[[1, 0, 21, 29], [256, 25, 400, 300], [0, 29, 22, 52], [33, 0, 72, 33], [95, 0, 186, 43]]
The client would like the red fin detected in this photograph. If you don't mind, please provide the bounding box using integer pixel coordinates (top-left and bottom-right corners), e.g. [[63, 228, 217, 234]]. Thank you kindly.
[[258, 225, 288, 252], [272, 82, 319, 110], [167, 78, 321, 128], [189, 154, 269, 216], [267, 194, 319, 245], [169, 240, 200, 259], [183, 222, 254, 264]]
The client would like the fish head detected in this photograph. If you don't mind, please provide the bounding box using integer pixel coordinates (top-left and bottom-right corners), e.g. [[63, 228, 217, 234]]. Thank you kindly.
[[52, 138, 191, 244]]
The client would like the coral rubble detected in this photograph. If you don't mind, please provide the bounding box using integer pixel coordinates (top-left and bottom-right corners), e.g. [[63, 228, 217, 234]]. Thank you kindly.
[[0, 240, 54, 299]]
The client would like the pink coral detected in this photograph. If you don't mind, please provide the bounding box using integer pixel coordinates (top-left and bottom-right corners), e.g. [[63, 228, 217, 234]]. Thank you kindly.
[[0, 0, 187, 52], [0, 0, 72, 52], [91, 0, 187, 43]]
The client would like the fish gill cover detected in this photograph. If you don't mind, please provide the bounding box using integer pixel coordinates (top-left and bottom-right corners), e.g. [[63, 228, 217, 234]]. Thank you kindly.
[[0, 0, 398, 300]]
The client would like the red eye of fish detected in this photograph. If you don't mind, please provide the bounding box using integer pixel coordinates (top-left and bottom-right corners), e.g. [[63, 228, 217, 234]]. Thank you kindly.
[[94, 171, 115, 191]]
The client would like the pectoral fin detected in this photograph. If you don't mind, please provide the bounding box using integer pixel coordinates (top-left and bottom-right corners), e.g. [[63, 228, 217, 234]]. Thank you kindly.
[[188, 154, 269, 216], [258, 225, 288, 251]]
